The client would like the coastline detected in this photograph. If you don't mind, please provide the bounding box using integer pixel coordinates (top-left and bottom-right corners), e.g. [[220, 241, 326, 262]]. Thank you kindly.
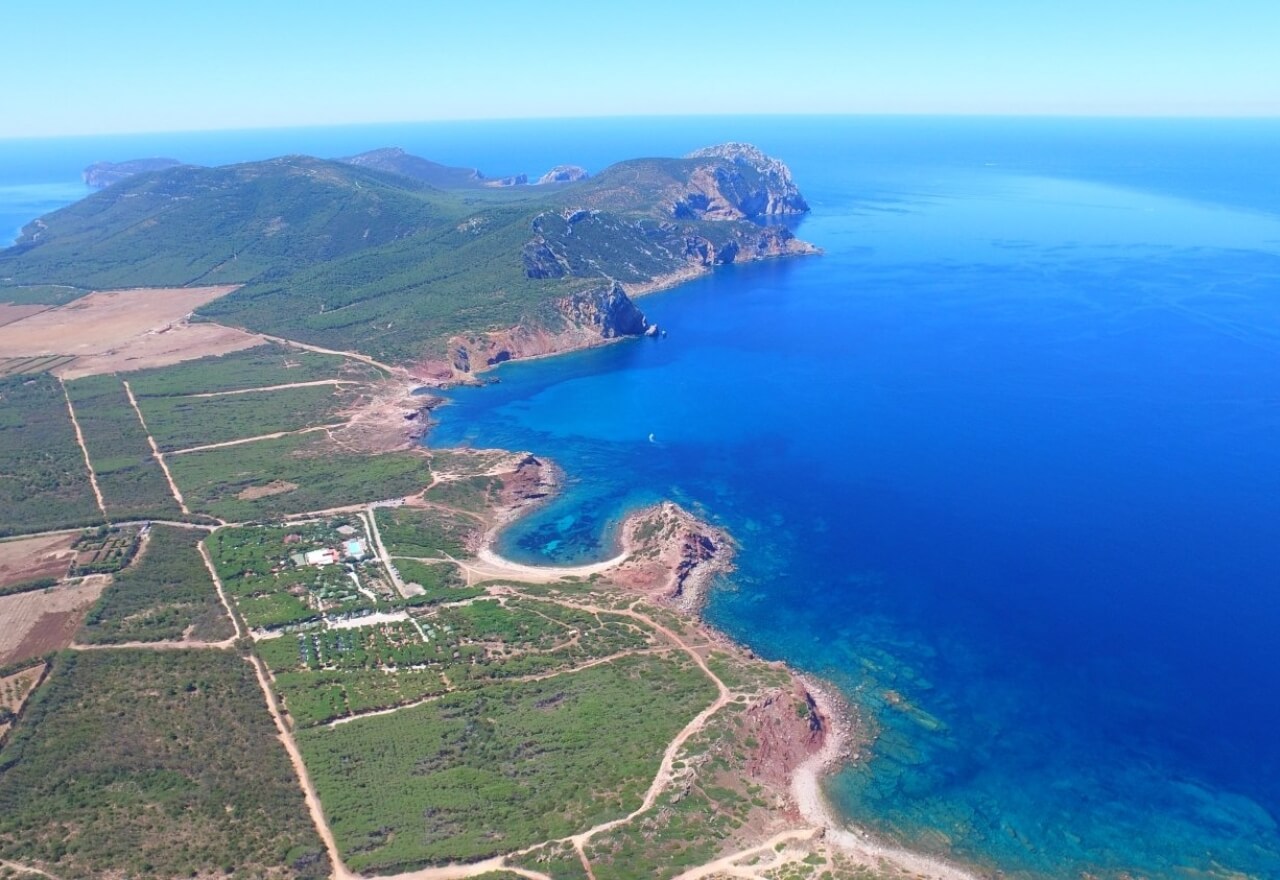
[[473, 492, 988, 880]]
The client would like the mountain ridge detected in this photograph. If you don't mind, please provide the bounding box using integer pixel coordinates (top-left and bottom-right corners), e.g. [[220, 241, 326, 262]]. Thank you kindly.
[[3, 144, 817, 378]]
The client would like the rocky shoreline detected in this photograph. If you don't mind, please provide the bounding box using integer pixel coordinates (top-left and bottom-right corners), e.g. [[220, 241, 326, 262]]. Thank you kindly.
[[467, 481, 985, 880]]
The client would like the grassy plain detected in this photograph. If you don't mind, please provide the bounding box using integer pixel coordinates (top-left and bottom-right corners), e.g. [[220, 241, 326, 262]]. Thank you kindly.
[[299, 652, 716, 872], [0, 649, 330, 879], [78, 525, 232, 644]]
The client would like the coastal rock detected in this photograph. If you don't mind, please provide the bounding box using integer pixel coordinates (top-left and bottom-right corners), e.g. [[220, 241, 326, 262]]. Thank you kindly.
[[482, 173, 528, 188], [443, 282, 649, 375], [538, 164, 590, 184], [683, 142, 810, 218], [82, 157, 185, 189], [612, 501, 736, 611]]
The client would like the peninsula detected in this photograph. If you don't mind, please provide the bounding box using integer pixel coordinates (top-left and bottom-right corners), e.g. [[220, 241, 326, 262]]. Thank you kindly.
[[0, 144, 975, 880]]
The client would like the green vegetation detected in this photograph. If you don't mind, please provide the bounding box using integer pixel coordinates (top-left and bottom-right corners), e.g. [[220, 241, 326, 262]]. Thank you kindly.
[[138, 383, 354, 451], [374, 504, 479, 557], [64, 374, 182, 520], [0, 649, 329, 879], [78, 525, 232, 643], [0, 149, 807, 365], [70, 525, 141, 576], [126, 343, 381, 396], [423, 474, 503, 513], [168, 432, 433, 520], [393, 558, 476, 602], [0, 157, 450, 290], [0, 374, 100, 535], [299, 652, 717, 872], [209, 521, 381, 630], [508, 842, 592, 880], [0, 284, 88, 306]]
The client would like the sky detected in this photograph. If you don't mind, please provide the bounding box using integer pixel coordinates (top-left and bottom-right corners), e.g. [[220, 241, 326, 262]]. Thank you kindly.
[[5, 0, 1279, 138]]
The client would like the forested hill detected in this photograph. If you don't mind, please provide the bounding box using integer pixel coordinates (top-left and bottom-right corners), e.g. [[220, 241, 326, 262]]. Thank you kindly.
[[0, 145, 816, 370]]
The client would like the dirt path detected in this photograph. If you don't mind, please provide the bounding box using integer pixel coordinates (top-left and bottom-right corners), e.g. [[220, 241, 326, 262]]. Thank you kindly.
[[257, 333, 402, 378], [199, 538, 245, 640], [185, 379, 358, 398], [121, 379, 190, 515], [667, 829, 819, 880], [59, 378, 106, 518], [363, 507, 405, 597], [70, 637, 235, 651], [169, 423, 343, 455], [0, 858, 64, 880], [246, 653, 356, 880]]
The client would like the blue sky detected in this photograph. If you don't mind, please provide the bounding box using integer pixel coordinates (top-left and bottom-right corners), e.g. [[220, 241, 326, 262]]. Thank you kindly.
[[6, 0, 1278, 137]]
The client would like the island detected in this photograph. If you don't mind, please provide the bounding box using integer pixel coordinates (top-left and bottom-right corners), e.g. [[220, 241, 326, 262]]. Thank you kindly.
[[0, 145, 976, 880]]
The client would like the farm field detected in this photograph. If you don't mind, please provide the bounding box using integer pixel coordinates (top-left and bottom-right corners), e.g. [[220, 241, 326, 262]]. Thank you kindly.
[[77, 525, 232, 644], [0, 578, 107, 665], [64, 374, 183, 520], [0, 663, 47, 742], [0, 374, 100, 536], [298, 651, 718, 872], [0, 533, 76, 592], [0, 649, 330, 879], [0, 286, 262, 378]]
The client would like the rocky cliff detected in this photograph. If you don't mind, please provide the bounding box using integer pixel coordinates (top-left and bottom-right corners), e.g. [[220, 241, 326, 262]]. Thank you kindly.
[[428, 281, 649, 379], [537, 164, 590, 184], [683, 142, 809, 218]]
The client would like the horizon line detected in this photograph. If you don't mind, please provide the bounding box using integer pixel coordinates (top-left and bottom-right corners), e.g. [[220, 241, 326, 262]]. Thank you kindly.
[[4, 110, 1280, 143]]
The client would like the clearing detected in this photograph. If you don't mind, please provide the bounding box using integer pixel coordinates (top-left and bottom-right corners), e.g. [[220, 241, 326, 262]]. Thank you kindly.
[[0, 534, 76, 591], [0, 285, 261, 378], [0, 578, 107, 665]]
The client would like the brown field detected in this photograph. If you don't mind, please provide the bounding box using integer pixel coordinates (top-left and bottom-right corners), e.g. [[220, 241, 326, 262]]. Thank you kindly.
[[0, 663, 46, 715], [0, 286, 263, 378], [0, 533, 77, 589], [0, 303, 48, 327], [0, 577, 107, 665]]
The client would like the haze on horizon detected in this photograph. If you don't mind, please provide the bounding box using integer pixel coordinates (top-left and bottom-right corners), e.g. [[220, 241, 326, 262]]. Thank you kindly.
[[7, 0, 1279, 139]]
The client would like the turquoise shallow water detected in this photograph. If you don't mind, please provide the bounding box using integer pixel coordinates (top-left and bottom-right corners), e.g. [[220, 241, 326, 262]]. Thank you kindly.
[[4, 117, 1279, 878]]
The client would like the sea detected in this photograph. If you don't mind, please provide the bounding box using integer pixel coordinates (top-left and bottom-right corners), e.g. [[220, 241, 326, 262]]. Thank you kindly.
[[3, 116, 1278, 879]]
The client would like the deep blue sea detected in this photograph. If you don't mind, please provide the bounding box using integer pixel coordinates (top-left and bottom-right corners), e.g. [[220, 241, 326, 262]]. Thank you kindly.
[[4, 117, 1278, 879]]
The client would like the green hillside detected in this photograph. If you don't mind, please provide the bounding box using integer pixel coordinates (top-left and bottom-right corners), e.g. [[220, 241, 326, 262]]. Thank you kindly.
[[0, 146, 813, 365]]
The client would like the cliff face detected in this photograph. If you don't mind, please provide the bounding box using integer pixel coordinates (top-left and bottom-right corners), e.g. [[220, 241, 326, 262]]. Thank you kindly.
[[434, 281, 649, 378], [538, 165, 590, 184], [682, 142, 809, 219]]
